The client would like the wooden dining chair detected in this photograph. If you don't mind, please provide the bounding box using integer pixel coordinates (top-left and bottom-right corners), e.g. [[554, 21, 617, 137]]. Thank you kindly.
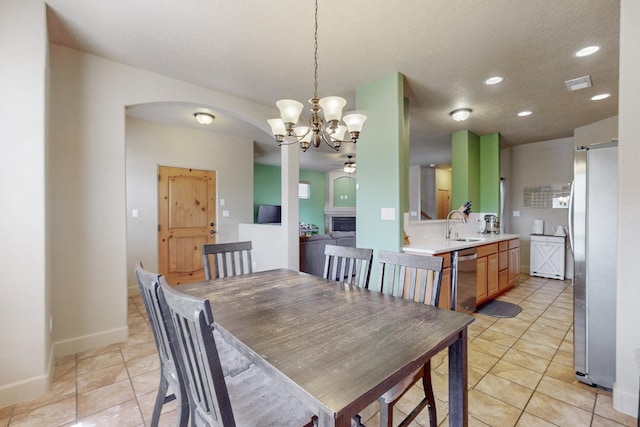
[[323, 244, 373, 288], [376, 250, 445, 427], [203, 241, 253, 280], [157, 278, 317, 427], [134, 264, 190, 427]]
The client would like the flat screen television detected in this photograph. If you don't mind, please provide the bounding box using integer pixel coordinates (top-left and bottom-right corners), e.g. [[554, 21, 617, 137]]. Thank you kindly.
[[256, 204, 281, 224]]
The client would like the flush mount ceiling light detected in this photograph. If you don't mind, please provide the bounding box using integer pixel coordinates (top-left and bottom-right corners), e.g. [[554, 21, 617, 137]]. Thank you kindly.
[[484, 76, 504, 85], [267, 0, 366, 152], [450, 108, 472, 122], [194, 112, 215, 125], [517, 110, 533, 117], [575, 45, 600, 57], [565, 75, 592, 91], [343, 155, 356, 174], [591, 93, 611, 101]]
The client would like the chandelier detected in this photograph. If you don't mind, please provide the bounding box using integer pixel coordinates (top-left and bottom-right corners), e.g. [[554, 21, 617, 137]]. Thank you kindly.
[[267, 0, 367, 152]]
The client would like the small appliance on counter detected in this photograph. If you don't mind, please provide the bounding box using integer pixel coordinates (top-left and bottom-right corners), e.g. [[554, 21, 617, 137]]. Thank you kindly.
[[482, 214, 500, 234]]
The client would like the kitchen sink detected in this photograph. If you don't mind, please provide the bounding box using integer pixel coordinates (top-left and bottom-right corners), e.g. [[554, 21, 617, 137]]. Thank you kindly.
[[452, 237, 487, 242]]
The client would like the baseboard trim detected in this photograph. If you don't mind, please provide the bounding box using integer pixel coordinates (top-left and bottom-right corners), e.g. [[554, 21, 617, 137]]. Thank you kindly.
[[53, 326, 129, 358], [613, 382, 639, 418], [0, 347, 54, 408]]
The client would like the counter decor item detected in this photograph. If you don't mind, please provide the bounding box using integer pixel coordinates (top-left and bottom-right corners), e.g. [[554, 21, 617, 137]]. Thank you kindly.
[[532, 219, 544, 235]]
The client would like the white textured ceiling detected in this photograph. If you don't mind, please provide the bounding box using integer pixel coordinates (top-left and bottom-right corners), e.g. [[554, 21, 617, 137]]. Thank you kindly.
[[45, 0, 619, 171]]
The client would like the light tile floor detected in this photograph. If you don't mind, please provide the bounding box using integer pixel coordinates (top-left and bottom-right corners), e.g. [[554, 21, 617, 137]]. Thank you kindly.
[[1, 275, 638, 426]]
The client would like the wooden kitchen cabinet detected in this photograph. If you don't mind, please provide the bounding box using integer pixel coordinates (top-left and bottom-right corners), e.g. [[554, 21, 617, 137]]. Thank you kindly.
[[476, 256, 488, 302], [508, 239, 520, 286], [476, 243, 498, 305]]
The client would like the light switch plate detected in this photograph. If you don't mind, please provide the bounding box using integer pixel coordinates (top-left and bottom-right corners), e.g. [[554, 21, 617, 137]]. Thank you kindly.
[[222, 210, 230, 217], [381, 208, 396, 220], [513, 210, 520, 217]]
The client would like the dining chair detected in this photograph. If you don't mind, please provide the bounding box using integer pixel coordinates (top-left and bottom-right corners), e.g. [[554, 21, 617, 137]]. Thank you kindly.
[[135, 264, 190, 427], [322, 244, 373, 288], [375, 250, 445, 427], [157, 278, 317, 427], [203, 241, 253, 280]]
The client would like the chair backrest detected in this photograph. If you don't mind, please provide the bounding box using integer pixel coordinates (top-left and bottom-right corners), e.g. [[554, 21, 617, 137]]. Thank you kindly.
[[323, 244, 373, 288], [134, 263, 175, 370], [203, 241, 253, 280], [158, 278, 236, 427], [377, 250, 444, 306]]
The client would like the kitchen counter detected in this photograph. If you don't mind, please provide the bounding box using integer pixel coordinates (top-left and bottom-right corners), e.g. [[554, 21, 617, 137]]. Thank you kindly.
[[403, 233, 520, 255]]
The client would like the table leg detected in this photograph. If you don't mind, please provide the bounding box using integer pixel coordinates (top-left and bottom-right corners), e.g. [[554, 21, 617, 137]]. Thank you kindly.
[[448, 327, 468, 427]]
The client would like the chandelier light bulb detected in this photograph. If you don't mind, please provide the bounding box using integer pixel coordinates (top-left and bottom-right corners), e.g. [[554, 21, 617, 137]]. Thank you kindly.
[[342, 113, 367, 133], [267, 118, 286, 136], [276, 99, 304, 125], [318, 96, 347, 122]]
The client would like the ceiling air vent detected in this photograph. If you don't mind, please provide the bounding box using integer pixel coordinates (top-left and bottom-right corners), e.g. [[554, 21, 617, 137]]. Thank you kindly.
[[565, 75, 592, 91]]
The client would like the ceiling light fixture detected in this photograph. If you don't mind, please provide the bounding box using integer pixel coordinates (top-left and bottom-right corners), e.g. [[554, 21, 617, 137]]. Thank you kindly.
[[517, 111, 533, 117], [450, 108, 472, 122], [484, 76, 504, 85], [343, 156, 356, 174], [575, 45, 600, 57], [565, 75, 593, 91], [591, 93, 611, 101], [194, 112, 215, 125], [267, 0, 366, 152]]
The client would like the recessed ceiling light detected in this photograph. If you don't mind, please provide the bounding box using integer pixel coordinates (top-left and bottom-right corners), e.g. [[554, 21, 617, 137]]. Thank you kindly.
[[517, 111, 533, 117], [591, 93, 611, 101], [575, 45, 600, 57], [484, 76, 504, 85]]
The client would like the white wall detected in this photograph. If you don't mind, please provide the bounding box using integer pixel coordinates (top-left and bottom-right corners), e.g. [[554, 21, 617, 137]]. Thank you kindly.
[[503, 137, 575, 276], [614, 0, 640, 415], [125, 117, 254, 294], [47, 43, 275, 362], [0, 0, 51, 405]]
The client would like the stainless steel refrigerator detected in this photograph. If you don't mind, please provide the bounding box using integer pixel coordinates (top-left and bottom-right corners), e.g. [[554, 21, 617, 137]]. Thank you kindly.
[[569, 139, 617, 389]]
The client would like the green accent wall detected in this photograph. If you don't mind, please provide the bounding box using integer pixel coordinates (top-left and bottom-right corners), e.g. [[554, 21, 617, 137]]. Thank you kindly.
[[451, 130, 500, 214], [479, 133, 500, 213], [333, 176, 356, 207], [253, 163, 326, 234], [355, 72, 408, 286], [451, 130, 480, 210]]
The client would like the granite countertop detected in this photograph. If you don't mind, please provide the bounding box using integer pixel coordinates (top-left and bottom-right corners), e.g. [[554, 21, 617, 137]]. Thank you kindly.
[[403, 233, 520, 255]]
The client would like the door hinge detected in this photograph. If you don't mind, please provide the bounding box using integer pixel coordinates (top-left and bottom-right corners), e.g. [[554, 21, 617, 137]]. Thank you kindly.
[[158, 174, 161, 181]]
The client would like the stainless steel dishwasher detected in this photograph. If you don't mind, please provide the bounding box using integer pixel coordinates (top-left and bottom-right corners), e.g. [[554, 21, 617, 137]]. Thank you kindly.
[[451, 248, 478, 313]]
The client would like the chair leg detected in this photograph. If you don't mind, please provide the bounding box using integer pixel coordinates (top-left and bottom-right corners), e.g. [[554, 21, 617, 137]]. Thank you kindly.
[[152, 375, 169, 427], [421, 361, 437, 427], [378, 397, 393, 427], [174, 384, 189, 427]]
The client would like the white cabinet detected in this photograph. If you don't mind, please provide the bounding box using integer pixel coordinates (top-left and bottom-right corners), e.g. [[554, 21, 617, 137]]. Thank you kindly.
[[530, 235, 566, 280]]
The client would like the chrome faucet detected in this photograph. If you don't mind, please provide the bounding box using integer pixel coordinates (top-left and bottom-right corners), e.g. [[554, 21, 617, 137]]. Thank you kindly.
[[445, 210, 467, 239]]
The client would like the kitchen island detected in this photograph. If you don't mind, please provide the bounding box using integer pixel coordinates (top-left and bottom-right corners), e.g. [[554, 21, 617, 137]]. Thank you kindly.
[[403, 233, 520, 310]]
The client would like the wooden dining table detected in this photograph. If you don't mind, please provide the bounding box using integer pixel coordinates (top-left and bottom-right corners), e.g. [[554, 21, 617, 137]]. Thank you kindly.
[[177, 268, 475, 427]]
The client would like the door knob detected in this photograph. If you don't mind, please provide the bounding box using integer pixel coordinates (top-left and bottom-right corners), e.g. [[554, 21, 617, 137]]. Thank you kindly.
[[210, 230, 216, 234]]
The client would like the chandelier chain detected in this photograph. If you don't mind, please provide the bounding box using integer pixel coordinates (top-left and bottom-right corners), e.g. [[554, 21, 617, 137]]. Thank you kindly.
[[313, 0, 319, 100]]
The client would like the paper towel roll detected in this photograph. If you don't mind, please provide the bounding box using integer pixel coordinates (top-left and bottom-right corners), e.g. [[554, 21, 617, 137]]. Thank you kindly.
[[533, 219, 544, 235]]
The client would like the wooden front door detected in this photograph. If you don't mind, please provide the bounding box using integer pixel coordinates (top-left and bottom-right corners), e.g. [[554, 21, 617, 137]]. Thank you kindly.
[[158, 166, 216, 284], [437, 189, 450, 219]]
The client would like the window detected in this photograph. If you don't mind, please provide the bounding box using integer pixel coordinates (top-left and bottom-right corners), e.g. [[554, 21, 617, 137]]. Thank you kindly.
[[298, 182, 311, 199]]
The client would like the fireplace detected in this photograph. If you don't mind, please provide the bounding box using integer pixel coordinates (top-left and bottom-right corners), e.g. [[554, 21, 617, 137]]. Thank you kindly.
[[332, 216, 356, 232]]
